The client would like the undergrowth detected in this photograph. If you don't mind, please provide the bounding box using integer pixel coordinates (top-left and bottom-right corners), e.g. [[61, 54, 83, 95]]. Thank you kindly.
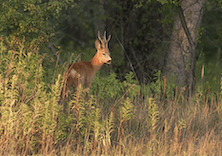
[[0, 38, 222, 155]]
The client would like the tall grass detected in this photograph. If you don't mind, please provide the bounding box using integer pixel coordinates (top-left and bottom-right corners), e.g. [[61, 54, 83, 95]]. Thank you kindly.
[[0, 37, 222, 155]]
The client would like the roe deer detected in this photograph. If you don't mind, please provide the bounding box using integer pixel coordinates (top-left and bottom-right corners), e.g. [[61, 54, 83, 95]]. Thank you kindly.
[[63, 31, 111, 98]]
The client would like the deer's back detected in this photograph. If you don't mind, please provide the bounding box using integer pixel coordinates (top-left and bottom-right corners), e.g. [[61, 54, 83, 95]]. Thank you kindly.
[[68, 61, 96, 87]]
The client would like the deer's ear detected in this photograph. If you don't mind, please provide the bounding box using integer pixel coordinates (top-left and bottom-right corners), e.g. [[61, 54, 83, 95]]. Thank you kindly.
[[95, 40, 101, 50]]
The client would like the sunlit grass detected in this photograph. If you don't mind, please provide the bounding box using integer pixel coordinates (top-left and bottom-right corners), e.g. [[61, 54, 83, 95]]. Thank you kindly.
[[0, 38, 222, 155]]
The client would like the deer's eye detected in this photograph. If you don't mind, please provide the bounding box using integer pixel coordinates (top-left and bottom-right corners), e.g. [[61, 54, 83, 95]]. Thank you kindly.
[[103, 53, 106, 56]]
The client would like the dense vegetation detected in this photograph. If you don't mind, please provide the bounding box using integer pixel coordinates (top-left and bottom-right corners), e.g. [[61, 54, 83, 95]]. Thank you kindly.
[[1, 0, 222, 155]]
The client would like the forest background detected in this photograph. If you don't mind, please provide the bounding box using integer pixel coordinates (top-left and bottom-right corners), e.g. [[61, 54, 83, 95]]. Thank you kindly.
[[1, 0, 222, 155]]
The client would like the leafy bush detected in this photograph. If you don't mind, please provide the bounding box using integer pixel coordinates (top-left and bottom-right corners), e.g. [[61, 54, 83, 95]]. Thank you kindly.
[[91, 71, 140, 101]]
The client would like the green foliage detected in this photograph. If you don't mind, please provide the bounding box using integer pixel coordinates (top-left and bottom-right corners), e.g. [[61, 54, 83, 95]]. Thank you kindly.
[[123, 72, 140, 99], [196, 50, 222, 93], [0, 37, 62, 153], [133, 0, 152, 8], [150, 70, 163, 95], [141, 70, 176, 100], [91, 72, 140, 101], [0, 0, 75, 48], [157, 0, 180, 5], [1, 37, 222, 155], [91, 72, 121, 100], [147, 97, 159, 133], [156, 0, 181, 27], [0, 37, 43, 95], [120, 97, 135, 121], [197, 26, 205, 43], [1, 0, 222, 154], [61, 91, 103, 142], [133, 0, 180, 8], [178, 118, 186, 129], [0, 36, 143, 154], [216, 26, 222, 44]]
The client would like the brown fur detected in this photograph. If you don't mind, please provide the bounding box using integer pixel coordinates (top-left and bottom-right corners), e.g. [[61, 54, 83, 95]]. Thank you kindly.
[[63, 31, 111, 98]]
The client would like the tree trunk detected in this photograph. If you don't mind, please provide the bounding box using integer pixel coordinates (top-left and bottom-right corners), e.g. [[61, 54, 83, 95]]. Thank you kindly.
[[164, 0, 205, 97]]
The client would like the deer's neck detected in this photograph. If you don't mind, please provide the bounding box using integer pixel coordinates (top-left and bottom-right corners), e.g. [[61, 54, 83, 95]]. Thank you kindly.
[[90, 54, 104, 71]]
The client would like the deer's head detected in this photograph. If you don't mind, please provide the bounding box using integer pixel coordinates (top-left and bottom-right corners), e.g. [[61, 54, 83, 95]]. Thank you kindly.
[[95, 31, 112, 64]]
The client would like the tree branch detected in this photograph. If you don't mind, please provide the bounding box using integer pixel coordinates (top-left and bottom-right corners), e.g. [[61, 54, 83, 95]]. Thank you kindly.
[[177, 5, 195, 48]]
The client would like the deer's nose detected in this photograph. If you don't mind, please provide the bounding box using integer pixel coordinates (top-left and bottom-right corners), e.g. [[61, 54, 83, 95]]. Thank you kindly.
[[107, 57, 112, 64]]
